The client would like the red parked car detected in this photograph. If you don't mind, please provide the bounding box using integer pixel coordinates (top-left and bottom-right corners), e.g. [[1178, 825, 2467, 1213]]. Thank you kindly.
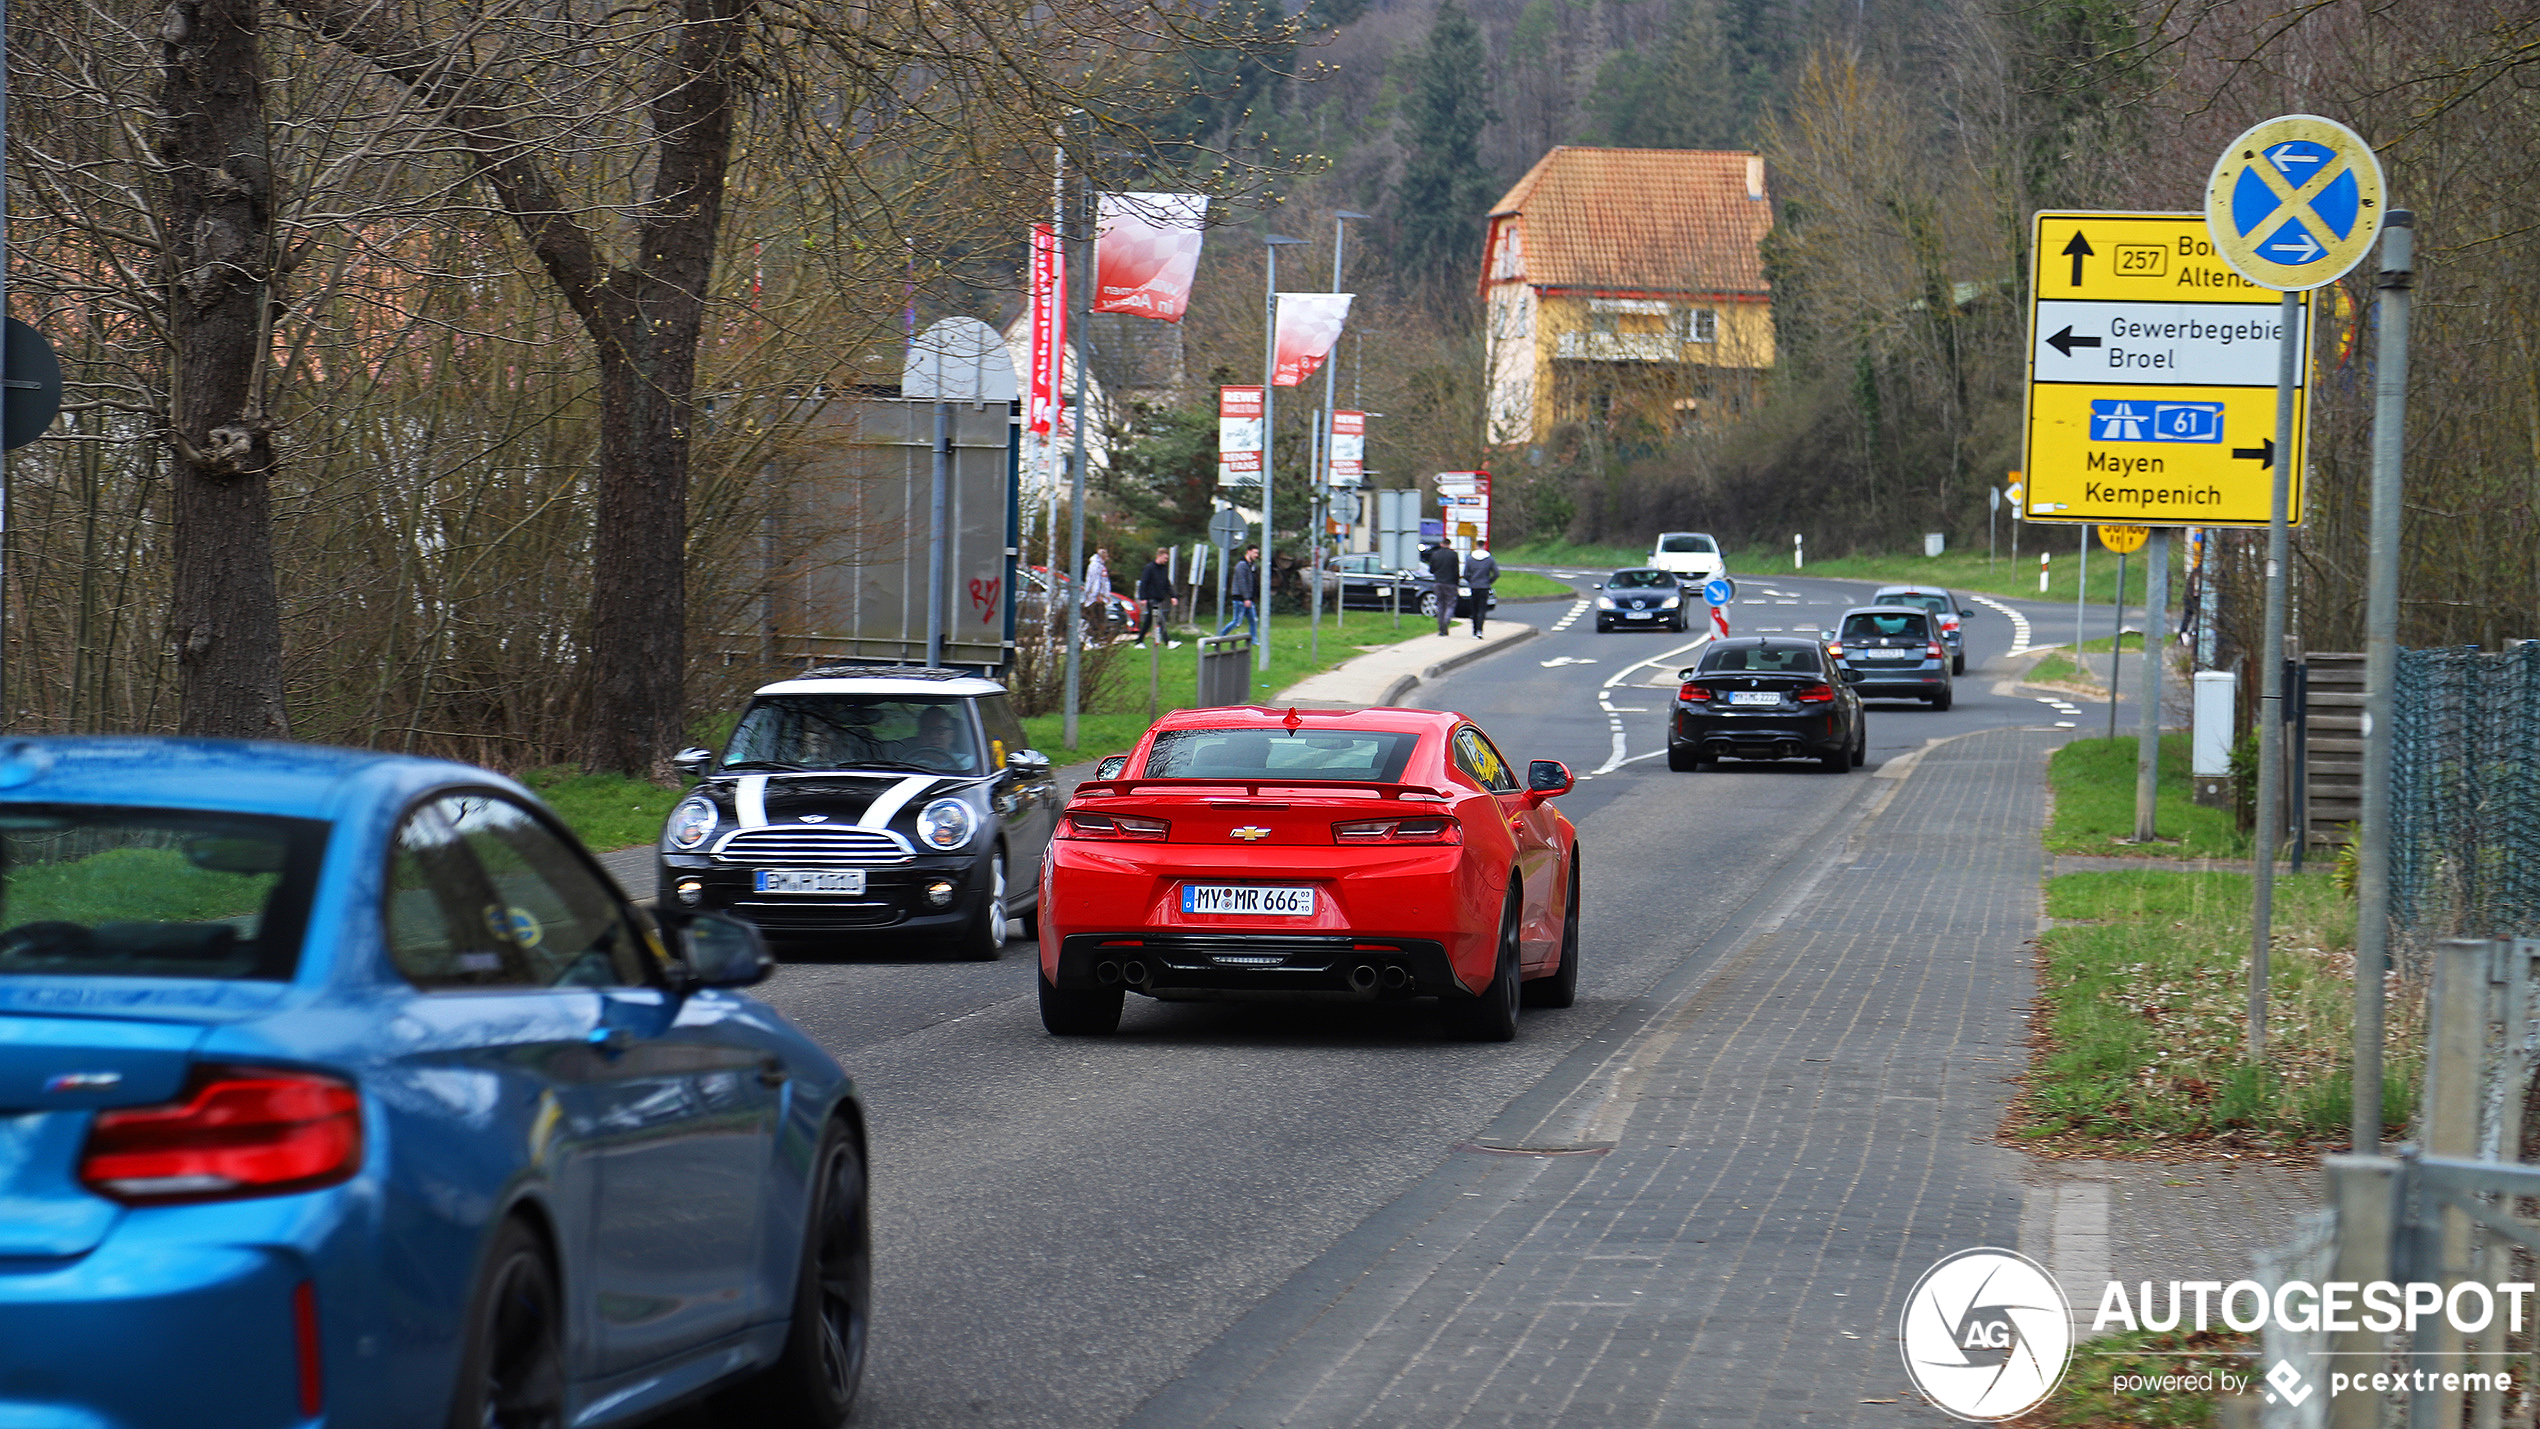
[[1036, 706, 1581, 1041]]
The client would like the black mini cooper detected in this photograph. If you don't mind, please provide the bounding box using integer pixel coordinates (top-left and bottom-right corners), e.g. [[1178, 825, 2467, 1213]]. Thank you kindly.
[[659, 666, 1059, 957]]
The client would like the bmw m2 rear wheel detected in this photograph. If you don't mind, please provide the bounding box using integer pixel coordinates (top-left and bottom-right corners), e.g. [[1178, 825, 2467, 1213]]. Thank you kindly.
[[1040, 969, 1123, 1035], [720, 1122, 871, 1428], [1524, 849, 1581, 1010], [956, 851, 1007, 961], [448, 1219, 565, 1429], [1442, 890, 1522, 1042], [1667, 743, 1699, 772]]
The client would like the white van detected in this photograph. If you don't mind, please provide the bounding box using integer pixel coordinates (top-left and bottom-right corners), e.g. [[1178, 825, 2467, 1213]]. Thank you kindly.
[[1648, 532, 1725, 583]]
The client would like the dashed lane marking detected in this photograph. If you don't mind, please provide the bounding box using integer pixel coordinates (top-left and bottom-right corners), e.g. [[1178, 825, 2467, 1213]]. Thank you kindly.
[[1592, 634, 1712, 774], [1971, 594, 2031, 655], [1548, 598, 1591, 633], [1542, 656, 1597, 668]]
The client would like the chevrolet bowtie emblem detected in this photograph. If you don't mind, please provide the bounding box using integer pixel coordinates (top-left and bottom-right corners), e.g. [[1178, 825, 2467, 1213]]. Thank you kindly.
[[1231, 826, 1271, 841]]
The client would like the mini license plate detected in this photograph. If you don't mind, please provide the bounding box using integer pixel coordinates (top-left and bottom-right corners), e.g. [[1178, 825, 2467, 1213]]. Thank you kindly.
[[1180, 884, 1316, 917], [1729, 691, 1780, 706], [755, 869, 867, 895]]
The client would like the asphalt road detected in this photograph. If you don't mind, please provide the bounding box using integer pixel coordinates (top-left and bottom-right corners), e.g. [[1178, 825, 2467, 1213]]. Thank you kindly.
[[685, 570, 2135, 1429]]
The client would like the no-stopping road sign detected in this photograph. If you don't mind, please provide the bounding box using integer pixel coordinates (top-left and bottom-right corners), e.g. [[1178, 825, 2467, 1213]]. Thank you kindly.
[[2205, 115, 2385, 292]]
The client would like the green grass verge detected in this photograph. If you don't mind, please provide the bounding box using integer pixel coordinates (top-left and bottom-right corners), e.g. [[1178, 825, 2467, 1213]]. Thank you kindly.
[[2021, 1329, 2253, 1427], [2017, 867, 2409, 1151], [2079, 631, 2146, 653], [1495, 538, 1650, 570], [1021, 610, 1442, 760], [1728, 542, 2178, 606], [2046, 736, 2244, 858], [1490, 569, 1574, 600], [523, 767, 684, 853], [2029, 652, 2096, 687]]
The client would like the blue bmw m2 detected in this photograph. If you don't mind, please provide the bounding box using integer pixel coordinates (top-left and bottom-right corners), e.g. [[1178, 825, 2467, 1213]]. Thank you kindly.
[[0, 737, 869, 1428]]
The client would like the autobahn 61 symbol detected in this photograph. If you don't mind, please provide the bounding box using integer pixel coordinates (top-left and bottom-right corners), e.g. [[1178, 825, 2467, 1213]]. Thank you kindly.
[[2204, 114, 2385, 291], [1899, 1247, 2072, 1421]]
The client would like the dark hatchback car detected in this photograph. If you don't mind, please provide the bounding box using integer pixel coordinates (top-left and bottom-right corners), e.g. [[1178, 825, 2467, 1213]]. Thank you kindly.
[[661, 668, 1059, 958], [1872, 584, 1974, 674], [1318, 553, 1498, 618], [1593, 568, 1689, 632], [1668, 637, 1866, 771], [1832, 606, 1954, 709]]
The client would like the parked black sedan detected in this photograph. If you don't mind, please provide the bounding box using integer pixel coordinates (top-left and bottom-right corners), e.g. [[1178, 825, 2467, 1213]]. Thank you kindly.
[[1318, 552, 1498, 618], [660, 666, 1060, 958], [1594, 567, 1691, 632], [1667, 636, 1866, 772]]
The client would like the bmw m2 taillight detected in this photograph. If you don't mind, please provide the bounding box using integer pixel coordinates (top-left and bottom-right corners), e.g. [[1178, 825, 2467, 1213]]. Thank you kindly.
[[1677, 683, 1714, 703], [80, 1067, 361, 1204], [1062, 812, 1169, 840], [1796, 683, 1836, 703], [1332, 817, 1463, 845]]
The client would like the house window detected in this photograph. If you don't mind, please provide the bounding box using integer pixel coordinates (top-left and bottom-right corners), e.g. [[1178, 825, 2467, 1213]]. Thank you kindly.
[[1680, 309, 1718, 343]]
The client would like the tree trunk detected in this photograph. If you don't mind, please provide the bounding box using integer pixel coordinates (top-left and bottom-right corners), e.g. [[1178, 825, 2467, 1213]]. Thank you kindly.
[[158, 0, 289, 738]]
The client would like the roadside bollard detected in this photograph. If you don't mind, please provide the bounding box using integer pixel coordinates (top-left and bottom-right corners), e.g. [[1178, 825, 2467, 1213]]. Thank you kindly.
[[2039, 551, 2051, 594]]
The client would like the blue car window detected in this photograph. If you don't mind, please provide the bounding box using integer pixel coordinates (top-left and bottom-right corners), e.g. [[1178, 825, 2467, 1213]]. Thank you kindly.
[[386, 803, 529, 987], [439, 796, 652, 990], [0, 806, 324, 981]]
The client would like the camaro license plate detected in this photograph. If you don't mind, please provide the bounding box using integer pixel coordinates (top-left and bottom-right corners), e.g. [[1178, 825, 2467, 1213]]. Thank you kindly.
[[1729, 691, 1780, 706], [1181, 884, 1316, 917], [755, 869, 867, 895]]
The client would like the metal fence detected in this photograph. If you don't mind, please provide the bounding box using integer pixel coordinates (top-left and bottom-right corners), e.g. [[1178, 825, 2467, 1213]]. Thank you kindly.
[[2390, 643, 2540, 934]]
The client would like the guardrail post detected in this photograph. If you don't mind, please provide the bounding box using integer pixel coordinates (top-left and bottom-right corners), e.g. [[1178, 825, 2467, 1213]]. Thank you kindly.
[[2326, 1155, 2402, 1429]]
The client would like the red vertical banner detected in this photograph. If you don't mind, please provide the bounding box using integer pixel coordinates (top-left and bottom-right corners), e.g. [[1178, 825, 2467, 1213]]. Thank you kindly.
[[1217, 386, 1263, 486], [1094, 193, 1210, 321], [1328, 411, 1366, 486], [1027, 223, 1065, 435], [1271, 293, 1354, 386]]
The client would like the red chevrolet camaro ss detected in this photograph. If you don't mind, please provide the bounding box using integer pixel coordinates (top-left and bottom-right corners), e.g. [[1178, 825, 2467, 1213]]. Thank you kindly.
[[1036, 705, 1581, 1040]]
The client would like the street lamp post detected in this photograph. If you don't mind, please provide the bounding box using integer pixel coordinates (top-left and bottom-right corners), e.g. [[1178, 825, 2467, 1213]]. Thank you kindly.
[[1260, 233, 1304, 674], [1310, 212, 1370, 667]]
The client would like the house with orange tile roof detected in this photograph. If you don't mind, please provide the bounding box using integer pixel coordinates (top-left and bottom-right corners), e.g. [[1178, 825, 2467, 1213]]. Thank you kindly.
[[1480, 147, 1775, 448]]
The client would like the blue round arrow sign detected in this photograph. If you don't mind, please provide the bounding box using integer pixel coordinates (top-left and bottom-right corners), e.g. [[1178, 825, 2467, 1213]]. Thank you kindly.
[[1703, 576, 1736, 607]]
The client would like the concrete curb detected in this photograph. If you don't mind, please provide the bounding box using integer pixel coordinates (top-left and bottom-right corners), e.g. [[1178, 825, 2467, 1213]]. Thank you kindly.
[[1373, 624, 1543, 706]]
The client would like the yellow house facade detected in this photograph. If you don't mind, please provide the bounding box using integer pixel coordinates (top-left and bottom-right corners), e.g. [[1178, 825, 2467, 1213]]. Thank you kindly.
[[1482, 147, 1776, 449]]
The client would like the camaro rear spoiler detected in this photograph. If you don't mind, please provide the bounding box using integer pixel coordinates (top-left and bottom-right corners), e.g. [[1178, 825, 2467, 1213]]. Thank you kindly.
[[1068, 779, 1452, 803]]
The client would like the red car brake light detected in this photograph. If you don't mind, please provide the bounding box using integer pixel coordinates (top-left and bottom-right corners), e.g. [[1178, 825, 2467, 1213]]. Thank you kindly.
[[1677, 683, 1713, 702], [1796, 683, 1836, 703], [80, 1067, 362, 1204], [1825, 642, 1843, 658], [1062, 812, 1169, 840], [1332, 817, 1463, 845], [1927, 641, 1945, 659]]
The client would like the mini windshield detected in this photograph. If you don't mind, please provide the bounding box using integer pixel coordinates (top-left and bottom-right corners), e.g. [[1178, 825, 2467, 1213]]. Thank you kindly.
[[0, 806, 328, 981], [1658, 535, 1717, 554], [1609, 569, 1676, 590], [726, 695, 982, 774], [1140, 727, 1420, 782], [1700, 644, 1823, 674], [1843, 611, 1931, 642]]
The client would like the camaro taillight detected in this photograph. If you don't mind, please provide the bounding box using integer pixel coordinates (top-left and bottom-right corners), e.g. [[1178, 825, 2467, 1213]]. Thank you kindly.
[[1062, 812, 1169, 840], [1332, 817, 1463, 845], [1677, 683, 1714, 702], [1796, 683, 1836, 703], [1927, 642, 1945, 659], [80, 1067, 362, 1204]]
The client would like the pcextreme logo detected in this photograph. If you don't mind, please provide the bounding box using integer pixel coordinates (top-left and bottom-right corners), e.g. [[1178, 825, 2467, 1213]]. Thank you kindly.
[[1900, 1248, 2074, 1421]]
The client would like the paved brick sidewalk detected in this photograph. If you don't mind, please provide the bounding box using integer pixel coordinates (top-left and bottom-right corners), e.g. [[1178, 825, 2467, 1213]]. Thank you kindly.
[[1129, 727, 2061, 1428]]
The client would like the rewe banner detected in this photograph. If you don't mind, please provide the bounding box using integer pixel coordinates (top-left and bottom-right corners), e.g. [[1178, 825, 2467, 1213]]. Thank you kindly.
[[1273, 293, 1354, 386], [1328, 411, 1366, 487], [1094, 193, 1209, 322], [1217, 386, 1263, 487], [1027, 223, 1065, 435]]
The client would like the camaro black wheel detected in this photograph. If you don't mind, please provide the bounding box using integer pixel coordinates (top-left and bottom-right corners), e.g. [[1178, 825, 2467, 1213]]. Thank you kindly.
[[1442, 889, 1522, 1042], [448, 1219, 566, 1429], [956, 851, 1007, 961], [1523, 848, 1581, 1009], [1040, 969, 1123, 1035], [1667, 743, 1700, 772], [719, 1122, 871, 1429]]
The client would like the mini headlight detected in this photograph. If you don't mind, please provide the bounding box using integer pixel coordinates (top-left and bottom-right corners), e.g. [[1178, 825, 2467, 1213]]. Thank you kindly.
[[666, 796, 718, 850], [917, 797, 977, 850]]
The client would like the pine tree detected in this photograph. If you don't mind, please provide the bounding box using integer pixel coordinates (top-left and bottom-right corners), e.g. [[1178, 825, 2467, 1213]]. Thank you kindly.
[[1393, 1, 1498, 288]]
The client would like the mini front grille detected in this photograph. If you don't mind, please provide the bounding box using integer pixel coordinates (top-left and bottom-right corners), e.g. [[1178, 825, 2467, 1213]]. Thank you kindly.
[[713, 826, 913, 866]]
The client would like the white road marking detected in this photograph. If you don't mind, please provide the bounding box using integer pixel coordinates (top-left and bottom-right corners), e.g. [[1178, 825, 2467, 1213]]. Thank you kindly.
[[1605, 705, 1648, 713], [1541, 656, 1597, 668], [1548, 598, 1591, 633], [2055, 721, 2076, 728], [1971, 594, 2030, 655], [1591, 633, 1713, 774]]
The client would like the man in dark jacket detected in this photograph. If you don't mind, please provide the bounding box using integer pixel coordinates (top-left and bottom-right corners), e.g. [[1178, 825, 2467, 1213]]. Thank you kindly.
[[1220, 546, 1260, 641], [1422, 541, 1462, 636], [1136, 547, 1180, 648], [1464, 538, 1499, 638]]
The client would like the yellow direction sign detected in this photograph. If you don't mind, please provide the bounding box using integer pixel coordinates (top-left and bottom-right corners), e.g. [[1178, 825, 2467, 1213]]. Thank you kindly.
[[2019, 211, 2308, 529], [2204, 115, 2386, 291], [2098, 524, 2148, 555]]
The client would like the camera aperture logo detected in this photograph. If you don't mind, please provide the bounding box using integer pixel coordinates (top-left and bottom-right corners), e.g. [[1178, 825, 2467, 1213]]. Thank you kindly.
[[1901, 1248, 2074, 1421]]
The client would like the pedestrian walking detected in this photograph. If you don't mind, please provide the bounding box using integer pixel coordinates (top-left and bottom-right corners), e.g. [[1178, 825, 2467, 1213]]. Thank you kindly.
[[1220, 545, 1260, 642], [1423, 540, 1462, 637], [1136, 547, 1181, 648], [1464, 538, 1499, 638]]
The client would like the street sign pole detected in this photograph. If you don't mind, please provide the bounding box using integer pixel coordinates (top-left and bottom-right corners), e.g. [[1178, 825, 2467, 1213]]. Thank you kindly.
[[2248, 284, 2302, 1063], [2352, 211, 2414, 1156], [2073, 526, 2089, 656], [2134, 529, 2169, 841], [1260, 235, 1304, 674], [2108, 551, 2127, 740]]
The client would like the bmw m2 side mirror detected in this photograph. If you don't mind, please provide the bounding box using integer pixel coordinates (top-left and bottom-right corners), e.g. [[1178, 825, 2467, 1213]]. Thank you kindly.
[[672, 746, 715, 780], [674, 910, 774, 989], [1526, 760, 1574, 799]]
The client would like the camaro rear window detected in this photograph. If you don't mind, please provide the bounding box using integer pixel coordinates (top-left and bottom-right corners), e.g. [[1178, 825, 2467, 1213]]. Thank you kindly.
[[1701, 645, 1823, 674], [1843, 612, 1931, 642], [0, 806, 327, 981], [1141, 728, 1420, 783]]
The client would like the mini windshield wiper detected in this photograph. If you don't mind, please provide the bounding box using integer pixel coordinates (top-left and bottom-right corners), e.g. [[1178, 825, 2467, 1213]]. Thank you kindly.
[[719, 760, 806, 771]]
